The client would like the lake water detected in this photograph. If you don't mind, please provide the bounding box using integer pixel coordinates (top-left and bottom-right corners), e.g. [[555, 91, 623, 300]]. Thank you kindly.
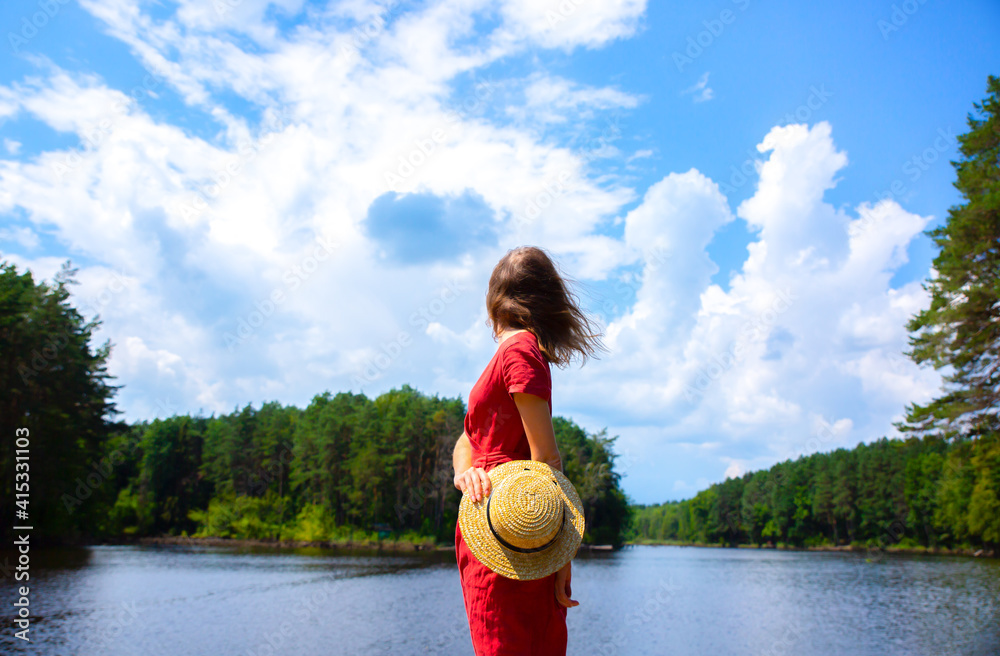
[[1, 544, 998, 655]]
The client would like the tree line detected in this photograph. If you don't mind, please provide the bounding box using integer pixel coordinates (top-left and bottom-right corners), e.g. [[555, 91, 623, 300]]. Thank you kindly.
[[101, 388, 629, 546], [631, 434, 999, 550]]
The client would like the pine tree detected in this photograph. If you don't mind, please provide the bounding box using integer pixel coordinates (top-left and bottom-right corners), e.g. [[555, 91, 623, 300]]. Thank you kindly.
[[0, 260, 122, 543], [898, 75, 1000, 439]]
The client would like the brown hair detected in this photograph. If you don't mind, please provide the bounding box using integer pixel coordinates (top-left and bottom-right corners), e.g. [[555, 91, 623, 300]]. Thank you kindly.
[[485, 246, 607, 368]]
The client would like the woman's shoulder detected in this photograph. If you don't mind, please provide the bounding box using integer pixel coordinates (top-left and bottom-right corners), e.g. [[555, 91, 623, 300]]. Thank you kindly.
[[500, 330, 549, 366], [500, 330, 539, 352]]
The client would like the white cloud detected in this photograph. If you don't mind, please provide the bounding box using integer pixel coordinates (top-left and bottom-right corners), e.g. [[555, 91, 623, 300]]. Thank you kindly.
[[494, 0, 647, 51], [0, 226, 39, 250], [174, 0, 308, 35], [681, 71, 713, 103], [516, 73, 642, 124], [627, 149, 653, 163]]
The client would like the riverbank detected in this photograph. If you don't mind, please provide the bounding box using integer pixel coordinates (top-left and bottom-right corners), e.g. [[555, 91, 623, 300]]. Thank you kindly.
[[627, 539, 998, 558], [116, 535, 452, 551]]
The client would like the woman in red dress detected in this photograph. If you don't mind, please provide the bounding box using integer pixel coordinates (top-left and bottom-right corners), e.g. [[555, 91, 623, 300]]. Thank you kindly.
[[452, 245, 606, 656]]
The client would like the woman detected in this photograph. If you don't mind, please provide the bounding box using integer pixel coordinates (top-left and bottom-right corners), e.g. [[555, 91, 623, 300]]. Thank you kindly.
[[453, 245, 606, 656]]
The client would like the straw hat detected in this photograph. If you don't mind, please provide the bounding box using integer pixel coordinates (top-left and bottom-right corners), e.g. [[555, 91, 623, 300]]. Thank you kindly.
[[458, 459, 585, 580]]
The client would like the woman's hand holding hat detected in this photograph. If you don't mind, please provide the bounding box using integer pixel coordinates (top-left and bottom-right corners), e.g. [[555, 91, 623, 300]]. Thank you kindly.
[[458, 460, 585, 581], [454, 466, 492, 502]]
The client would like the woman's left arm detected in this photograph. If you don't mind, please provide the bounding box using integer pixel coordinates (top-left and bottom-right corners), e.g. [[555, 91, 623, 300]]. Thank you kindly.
[[512, 391, 579, 608]]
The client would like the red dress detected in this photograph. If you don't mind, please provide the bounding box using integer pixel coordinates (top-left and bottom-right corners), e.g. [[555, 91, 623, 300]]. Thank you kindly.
[[456, 330, 568, 656]]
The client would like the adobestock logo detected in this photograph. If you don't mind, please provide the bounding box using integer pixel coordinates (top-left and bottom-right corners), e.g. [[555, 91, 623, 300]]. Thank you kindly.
[[383, 75, 497, 192], [351, 277, 467, 386], [224, 235, 341, 351], [683, 287, 797, 403], [854, 126, 955, 237], [671, 0, 752, 72]]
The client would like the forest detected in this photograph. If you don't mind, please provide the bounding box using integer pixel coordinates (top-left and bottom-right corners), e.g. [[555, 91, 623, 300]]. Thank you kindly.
[[631, 434, 999, 550]]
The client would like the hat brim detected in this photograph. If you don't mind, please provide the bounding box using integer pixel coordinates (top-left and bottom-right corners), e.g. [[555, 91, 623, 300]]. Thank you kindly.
[[458, 459, 585, 581]]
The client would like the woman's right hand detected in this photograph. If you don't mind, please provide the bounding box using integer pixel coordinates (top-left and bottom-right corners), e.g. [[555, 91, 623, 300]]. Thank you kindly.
[[454, 466, 491, 502], [554, 560, 578, 608]]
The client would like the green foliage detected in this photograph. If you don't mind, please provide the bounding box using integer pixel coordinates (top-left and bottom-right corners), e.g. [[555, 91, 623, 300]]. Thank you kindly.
[[108, 487, 154, 536], [137, 416, 213, 535], [632, 434, 999, 550], [9, 75, 997, 553], [188, 493, 291, 540], [553, 418, 633, 547], [0, 261, 123, 544], [289, 503, 338, 542], [966, 435, 1000, 544], [898, 75, 1000, 439]]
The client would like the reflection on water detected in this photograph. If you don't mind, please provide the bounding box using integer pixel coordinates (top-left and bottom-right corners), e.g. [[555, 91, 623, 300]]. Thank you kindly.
[[1, 544, 997, 655]]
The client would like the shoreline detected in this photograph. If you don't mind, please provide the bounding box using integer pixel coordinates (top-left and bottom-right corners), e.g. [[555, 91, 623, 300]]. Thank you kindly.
[[108, 535, 455, 552], [627, 540, 998, 558]]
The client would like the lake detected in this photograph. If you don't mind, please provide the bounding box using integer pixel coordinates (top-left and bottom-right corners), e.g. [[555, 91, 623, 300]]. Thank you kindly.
[[1, 544, 998, 655]]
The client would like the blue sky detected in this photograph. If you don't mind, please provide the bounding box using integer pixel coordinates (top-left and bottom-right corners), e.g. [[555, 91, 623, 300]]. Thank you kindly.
[[1, 0, 998, 504]]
